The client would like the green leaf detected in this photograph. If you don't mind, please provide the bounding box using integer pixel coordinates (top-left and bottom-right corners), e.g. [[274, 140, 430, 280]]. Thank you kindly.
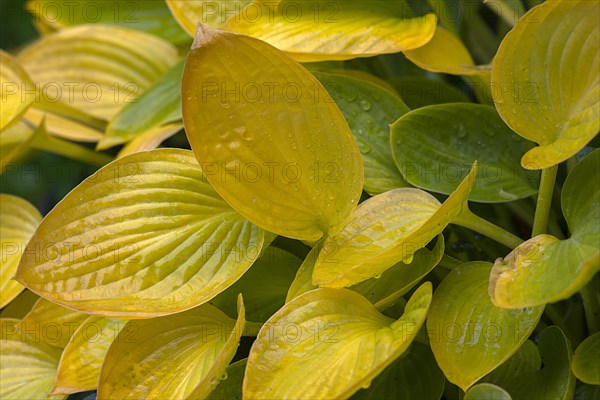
[[210, 247, 302, 322], [491, 0, 600, 169], [479, 340, 541, 387], [18, 25, 179, 120], [285, 242, 321, 302], [0, 319, 65, 400], [490, 150, 600, 308], [26, 0, 190, 44], [16, 149, 266, 318], [404, 28, 490, 76], [168, 1, 437, 61], [98, 297, 245, 399], [503, 326, 575, 400], [314, 71, 411, 195], [464, 383, 512, 400], [1, 50, 34, 130], [572, 332, 600, 385], [53, 317, 126, 395], [244, 283, 432, 399], [20, 298, 89, 348], [427, 262, 543, 391], [205, 359, 246, 400], [391, 103, 540, 202], [0, 194, 42, 308], [351, 342, 445, 400], [312, 163, 477, 288], [100, 60, 184, 150], [390, 76, 470, 109], [575, 382, 600, 400], [182, 25, 363, 241]]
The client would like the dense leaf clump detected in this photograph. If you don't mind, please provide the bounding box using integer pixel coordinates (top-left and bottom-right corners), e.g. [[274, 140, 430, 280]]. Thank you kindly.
[[1, 0, 598, 399]]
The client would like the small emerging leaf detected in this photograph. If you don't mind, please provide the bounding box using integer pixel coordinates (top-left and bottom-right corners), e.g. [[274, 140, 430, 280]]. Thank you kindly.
[[244, 283, 432, 399], [464, 383, 512, 400]]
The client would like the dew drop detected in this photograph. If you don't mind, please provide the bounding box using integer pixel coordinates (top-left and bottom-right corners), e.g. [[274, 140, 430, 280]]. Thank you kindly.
[[229, 141, 241, 150], [220, 102, 231, 109], [359, 98, 372, 111]]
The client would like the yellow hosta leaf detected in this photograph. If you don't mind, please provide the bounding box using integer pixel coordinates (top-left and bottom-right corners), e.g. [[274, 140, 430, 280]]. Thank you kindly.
[[0, 194, 42, 308], [16, 149, 266, 318], [313, 163, 477, 287], [404, 28, 490, 76], [490, 149, 600, 308], [0, 319, 65, 400], [1, 50, 35, 131], [21, 298, 89, 348], [182, 26, 363, 241], [491, 0, 600, 169], [18, 25, 179, 120], [244, 283, 432, 399], [53, 316, 126, 395], [98, 297, 245, 399], [169, 1, 437, 61]]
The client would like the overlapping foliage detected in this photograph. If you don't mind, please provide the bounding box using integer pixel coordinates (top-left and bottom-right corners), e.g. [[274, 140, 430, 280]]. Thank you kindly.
[[1, 0, 598, 399]]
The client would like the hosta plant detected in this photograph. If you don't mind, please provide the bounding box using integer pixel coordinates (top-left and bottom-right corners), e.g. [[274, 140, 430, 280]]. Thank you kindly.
[[1, 0, 599, 399]]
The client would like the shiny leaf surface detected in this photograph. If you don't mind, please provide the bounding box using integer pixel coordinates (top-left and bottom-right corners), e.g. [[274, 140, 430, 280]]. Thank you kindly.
[[244, 283, 432, 399], [182, 26, 363, 241], [491, 0, 600, 169], [16, 149, 265, 317]]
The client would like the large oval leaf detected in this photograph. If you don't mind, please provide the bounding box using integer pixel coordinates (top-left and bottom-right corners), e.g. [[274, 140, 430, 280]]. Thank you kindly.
[[182, 25, 363, 241], [0, 194, 42, 308], [0, 50, 34, 130], [314, 71, 411, 195], [490, 149, 600, 308], [244, 283, 432, 399], [16, 149, 265, 317], [0, 319, 65, 400], [391, 103, 539, 202], [169, 1, 437, 61], [26, 0, 190, 44], [53, 316, 126, 395], [312, 163, 477, 288], [427, 262, 543, 391], [18, 25, 179, 120], [572, 332, 600, 385], [404, 28, 490, 76], [491, 0, 600, 169], [98, 297, 245, 399]]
